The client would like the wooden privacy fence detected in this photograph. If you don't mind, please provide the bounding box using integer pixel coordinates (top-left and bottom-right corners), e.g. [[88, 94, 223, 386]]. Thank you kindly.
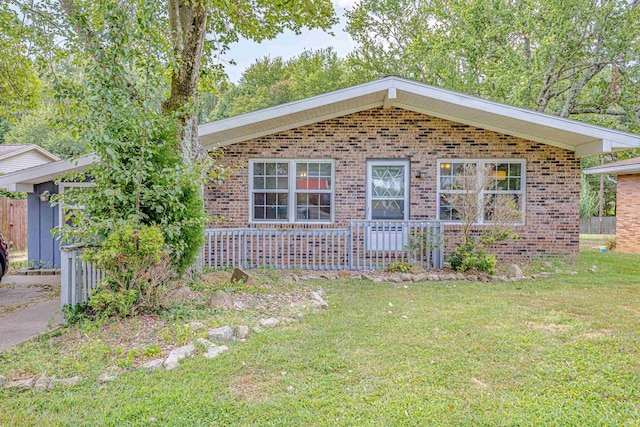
[[0, 198, 27, 250], [205, 220, 445, 271], [60, 245, 104, 320], [579, 217, 616, 234]]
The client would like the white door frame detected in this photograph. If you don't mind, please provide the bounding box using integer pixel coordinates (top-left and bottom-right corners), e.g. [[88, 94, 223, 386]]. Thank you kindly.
[[365, 159, 410, 221]]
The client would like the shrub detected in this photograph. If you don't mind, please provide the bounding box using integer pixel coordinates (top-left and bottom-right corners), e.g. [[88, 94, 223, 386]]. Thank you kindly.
[[85, 224, 176, 316], [448, 242, 497, 274], [606, 237, 616, 251], [386, 260, 412, 273]]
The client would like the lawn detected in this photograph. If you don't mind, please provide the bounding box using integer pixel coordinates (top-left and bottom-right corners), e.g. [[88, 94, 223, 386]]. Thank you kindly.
[[1, 251, 640, 426]]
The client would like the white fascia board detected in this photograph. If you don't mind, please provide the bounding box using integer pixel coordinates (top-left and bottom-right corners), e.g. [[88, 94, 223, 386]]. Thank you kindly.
[[394, 101, 578, 152], [199, 79, 390, 137], [583, 163, 640, 175], [0, 145, 60, 162], [204, 102, 384, 148], [392, 78, 640, 147], [0, 154, 96, 191]]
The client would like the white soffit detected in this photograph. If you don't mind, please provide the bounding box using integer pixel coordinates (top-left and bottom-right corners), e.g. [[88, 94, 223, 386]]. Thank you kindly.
[[198, 77, 640, 157], [0, 154, 96, 193]]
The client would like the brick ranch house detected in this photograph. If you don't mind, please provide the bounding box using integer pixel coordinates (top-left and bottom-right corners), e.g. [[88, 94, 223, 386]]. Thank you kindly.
[[198, 77, 640, 269], [584, 157, 640, 254], [1, 77, 639, 271]]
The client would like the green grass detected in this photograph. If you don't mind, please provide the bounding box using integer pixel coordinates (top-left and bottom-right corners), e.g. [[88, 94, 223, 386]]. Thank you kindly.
[[2, 251, 640, 426]]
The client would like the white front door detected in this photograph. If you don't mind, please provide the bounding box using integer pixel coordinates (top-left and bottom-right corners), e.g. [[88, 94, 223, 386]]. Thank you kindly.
[[366, 160, 410, 220], [366, 160, 410, 250]]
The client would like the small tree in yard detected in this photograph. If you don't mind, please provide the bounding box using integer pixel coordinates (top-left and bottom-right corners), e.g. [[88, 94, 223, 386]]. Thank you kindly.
[[445, 164, 521, 274]]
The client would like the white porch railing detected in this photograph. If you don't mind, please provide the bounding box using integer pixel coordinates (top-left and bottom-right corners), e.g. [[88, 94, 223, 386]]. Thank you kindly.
[[60, 245, 104, 320], [205, 220, 444, 271]]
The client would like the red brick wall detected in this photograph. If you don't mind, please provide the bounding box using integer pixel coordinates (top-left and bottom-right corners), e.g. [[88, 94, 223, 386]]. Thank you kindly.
[[205, 107, 580, 261], [616, 174, 640, 254]]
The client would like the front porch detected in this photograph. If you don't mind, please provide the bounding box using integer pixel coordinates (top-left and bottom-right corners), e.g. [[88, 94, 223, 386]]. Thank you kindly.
[[204, 220, 445, 271]]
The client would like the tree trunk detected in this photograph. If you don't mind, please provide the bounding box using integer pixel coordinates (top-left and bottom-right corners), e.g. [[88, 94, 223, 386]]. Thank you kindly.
[[162, 0, 208, 161]]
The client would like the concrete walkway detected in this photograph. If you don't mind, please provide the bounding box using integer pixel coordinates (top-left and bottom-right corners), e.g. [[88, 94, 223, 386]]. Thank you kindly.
[[0, 298, 61, 350], [0, 274, 62, 351]]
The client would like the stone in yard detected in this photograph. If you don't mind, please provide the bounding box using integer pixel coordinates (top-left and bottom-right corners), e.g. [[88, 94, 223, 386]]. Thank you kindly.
[[389, 276, 403, 284], [165, 286, 194, 301], [259, 318, 280, 328], [34, 375, 52, 392], [373, 277, 385, 283], [291, 274, 300, 281], [506, 264, 524, 279], [187, 321, 204, 332], [98, 370, 120, 383], [309, 291, 328, 309], [139, 359, 165, 371], [53, 376, 82, 387], [164, 344, 196, 371], [204, 345, 229, 359], [467, 275, 478, 282], [196, 338, 214, 348], [569, 271, 578, 275], [555, 268, 563, 274], [454, 273, 466, 281], [252, 326, 263, 334], [401, 273, 413, 282], [208, 326, 236, 343], [230, 268, 251, 284], [338, 270, 351, 279], [236, 325, 249, 340], [4, 377, 35, 390], [0, 375, 5, 387], [207, 290, 234, 311], [543, 261, 554, 269], [361, 273, 375, 281], [589, 265, 598, 273]]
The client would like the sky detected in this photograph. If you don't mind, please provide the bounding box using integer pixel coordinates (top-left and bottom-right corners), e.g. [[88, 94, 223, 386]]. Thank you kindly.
[[223, 1, 358, 83]]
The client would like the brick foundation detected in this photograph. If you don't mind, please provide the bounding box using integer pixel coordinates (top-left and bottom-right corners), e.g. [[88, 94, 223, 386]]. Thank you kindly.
[[615, 174, 640, 254], [205, 107, 580, 261]]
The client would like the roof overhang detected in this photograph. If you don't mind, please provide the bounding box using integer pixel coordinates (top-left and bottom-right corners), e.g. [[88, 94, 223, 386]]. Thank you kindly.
[[583, 162, 640, 176], [198, 77, 640, 158], [0, 154, 95, 193], [0, 144, 60, 162]]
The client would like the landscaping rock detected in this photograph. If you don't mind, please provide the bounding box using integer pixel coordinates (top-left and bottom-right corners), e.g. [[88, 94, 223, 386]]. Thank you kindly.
[[361, 273, 375, 281], [455, 273, 466, 281], [589, 265, 598, 273], [204, 345, 229, 359], [196, 337, 214, 348], [98, 370, 120, 383], [543, 261, 554, 269], [539, 272, 552, 277], [208, 326, 236, 343], [309, 291, 328, 309], [338, 270, 351, 279], [291, 274, 300, 282], [34, 374, 52, 392], [555, 268, 563, 274], [389, 276, 403, 284], [5, 377, 35, 390], [166, 286, 194, 301], [236, 325, 249, 340], [0, 375, 5, 387], [230, 267, 252, 284], [259, 318, 280, 328], [164, 344, 196, 371], [187, 321, 204, 332], [139, 359, 165, 371], [53, 376, 82, 387], [401, 273, 413, 282], [569, 271, 578, 275], [467, 275, 478, 282], [506, 264, 524, 279], [373, 277, 385, 283], [252, 326, 263, 334], [207, 290, 234, 311]]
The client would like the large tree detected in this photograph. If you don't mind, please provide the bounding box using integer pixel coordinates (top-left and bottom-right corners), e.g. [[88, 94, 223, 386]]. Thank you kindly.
[[9, 0, 336, 273], [346, 0, 640, 130]]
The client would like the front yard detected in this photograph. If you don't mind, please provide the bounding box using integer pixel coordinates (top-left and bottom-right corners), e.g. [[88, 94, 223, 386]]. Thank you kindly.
[[1, 251, 639, 426]]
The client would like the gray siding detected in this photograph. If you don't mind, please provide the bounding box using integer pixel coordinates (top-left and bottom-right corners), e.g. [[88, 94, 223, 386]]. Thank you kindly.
[[28, 182, 60, 268]]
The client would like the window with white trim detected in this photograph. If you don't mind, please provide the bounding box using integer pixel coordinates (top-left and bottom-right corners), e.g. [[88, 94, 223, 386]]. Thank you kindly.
[[437, 159, 525, 224], [250, 160, 334, 223]]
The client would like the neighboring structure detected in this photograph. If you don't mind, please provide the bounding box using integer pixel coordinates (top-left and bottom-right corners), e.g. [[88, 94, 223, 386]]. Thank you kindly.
[[0, 145, 60, 251], [2, 77, 640, 268], [0, 155, 95, 268], [584, 157, 640, 254], [0, 145, 59, 175]]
